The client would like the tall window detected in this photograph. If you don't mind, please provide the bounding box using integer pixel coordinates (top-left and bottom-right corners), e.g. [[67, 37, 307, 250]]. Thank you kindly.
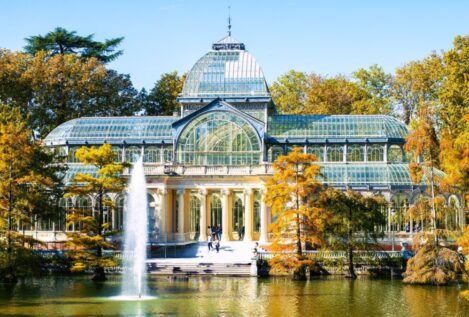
[[189, 195, 200, 240], [307, 145, 324, 161], [68, 147, 81, 163], [232, 196, 244, 240], [125, 146, 141, 162], [347, 145, 364, 162], [116, 196, 125, 231], [327, 145, 344, 162], [177, 112, 260, 165], [368, 144, 384, 162], [163, 146, 173, 163], [147, 193, 155, 236], [388, 145, 403, 163], [211, 194, 222, 228], [112, 146, 122, 163], [144, 146, 160, 163], [254, 191, 261, 232], [268, 145, 284, 162]]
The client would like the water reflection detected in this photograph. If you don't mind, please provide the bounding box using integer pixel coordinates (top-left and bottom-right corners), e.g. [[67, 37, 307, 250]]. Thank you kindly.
[[0, 276, 467, 317]]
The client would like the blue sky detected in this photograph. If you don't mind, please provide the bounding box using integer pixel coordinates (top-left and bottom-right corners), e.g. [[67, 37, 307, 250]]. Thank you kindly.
[[2, 0, 468, 90]]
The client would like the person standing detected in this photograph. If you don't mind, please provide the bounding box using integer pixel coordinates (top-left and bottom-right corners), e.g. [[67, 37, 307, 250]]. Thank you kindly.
[[208, 235, 213, 251], [215, 239, 220, 253]]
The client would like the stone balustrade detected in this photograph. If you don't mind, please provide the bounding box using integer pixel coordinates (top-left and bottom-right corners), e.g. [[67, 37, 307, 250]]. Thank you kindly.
[[123, 164, 274, 176]]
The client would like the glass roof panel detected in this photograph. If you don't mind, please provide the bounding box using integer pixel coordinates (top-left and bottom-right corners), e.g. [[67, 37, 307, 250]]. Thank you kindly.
[[44, 116, 178, 145], [267, 115, 408, 139]]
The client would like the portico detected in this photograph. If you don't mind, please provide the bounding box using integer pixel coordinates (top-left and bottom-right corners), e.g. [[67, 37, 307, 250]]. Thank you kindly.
[[151, 184, 268, 244]]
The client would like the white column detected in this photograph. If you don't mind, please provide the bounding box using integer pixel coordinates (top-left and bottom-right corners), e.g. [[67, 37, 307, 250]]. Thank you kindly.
[[199, 188, 208, 241], [259, 188, 268, 243], [221, 189, 231, 242], [158, 188, 167, 242], [244, 189, 254, 242], [177, 188, 185, 241]]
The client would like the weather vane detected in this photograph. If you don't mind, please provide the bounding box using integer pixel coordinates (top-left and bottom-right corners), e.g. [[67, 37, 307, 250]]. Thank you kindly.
[[228, 6, 232, 36]]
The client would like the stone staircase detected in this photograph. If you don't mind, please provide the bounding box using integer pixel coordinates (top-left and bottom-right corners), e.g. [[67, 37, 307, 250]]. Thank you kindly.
[[147, 241, 257, 276]]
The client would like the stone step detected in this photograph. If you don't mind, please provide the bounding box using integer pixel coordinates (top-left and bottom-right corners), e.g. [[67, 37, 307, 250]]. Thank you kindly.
[[147, 261, 252, 276]]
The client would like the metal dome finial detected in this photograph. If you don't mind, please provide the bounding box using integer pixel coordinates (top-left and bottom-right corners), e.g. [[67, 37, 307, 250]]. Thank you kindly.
[[228, 6, 232, 36]]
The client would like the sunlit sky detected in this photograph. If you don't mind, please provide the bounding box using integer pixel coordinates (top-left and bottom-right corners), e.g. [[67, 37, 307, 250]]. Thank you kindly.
[[2, 0, 468, 90]]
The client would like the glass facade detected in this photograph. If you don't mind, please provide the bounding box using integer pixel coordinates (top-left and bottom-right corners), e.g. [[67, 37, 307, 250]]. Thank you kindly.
[[177, 111, 260, 165]]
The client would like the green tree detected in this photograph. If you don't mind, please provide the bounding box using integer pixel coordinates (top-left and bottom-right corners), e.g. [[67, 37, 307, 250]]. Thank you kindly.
[[24, 27, 123, 63], [264, 147, 326, 280], [270, 70, 309, 114], [352, 64, 393, 115], [0, 103, 64, 283], [146, 71, 185, 115], [65, 144, 127, 281], [319, 188, 387, 279]]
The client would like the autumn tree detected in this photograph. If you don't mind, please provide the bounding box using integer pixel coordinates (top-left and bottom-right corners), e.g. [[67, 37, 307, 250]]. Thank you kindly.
[[65, 144, 127, 281], [145, 71, 186, 115], [24, 27, 124, 63], [0, 50, 140, 137], [319, 188, 387, 279], [0, 103, 64, 283], [270, 70, 309, 114], [264, 147, 326, 280]]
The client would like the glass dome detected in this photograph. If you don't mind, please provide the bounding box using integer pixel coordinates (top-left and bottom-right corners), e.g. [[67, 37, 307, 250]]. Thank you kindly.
[[180, 36, 270, 99]]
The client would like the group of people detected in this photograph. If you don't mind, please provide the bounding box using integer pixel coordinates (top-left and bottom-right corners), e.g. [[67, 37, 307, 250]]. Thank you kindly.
[[207, 225, 222, 253]]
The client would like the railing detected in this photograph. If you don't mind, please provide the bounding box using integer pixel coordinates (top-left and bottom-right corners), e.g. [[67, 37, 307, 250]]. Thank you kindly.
[[257, 250, 403, 262], [124, 164, 274, 176]]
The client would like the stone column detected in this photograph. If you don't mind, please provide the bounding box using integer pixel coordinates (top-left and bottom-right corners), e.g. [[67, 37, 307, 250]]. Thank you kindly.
[[259, 188, 268, 243], [221, 189, 231, 242], [158, 188, 167, 242], [244, 189, 254, 242], [199, 188, 208, 241], [177, 188, 185, 241]]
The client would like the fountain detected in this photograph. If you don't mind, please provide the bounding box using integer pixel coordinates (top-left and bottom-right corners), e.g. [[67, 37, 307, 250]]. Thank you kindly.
[[120, 156, 150, 299]]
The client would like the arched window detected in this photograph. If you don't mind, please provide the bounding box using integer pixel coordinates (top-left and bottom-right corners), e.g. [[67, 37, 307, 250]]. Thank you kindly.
[[144, 146, 160, 163], [268, 145, 284, 162], [368, 144, 384, 162], [347, 144, 365, 162], [177, 112, 260, 165], [189, 195, 201, 240], [307, 145, 324, 162], [327, 145, 344, 162], [447, 196, 461, 231], [112, 146, 122, 163], [210, 194, 222, 228], [125, 146, 141, 163], [388, 145, 403, 163], [232, 196, 244, 240]]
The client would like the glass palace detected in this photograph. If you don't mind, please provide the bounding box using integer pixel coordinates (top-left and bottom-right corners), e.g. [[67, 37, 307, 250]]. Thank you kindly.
[[39, 35, 465, 244]]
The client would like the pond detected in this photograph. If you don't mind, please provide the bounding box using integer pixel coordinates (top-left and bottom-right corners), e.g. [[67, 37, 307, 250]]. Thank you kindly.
[[0, 276, 468, 317]]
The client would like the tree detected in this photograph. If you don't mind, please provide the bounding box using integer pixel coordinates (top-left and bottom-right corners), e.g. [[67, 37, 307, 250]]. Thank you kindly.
[[0, 50, 140, 137], [270, 70, 393, 115], [264, 147, 326, 280], [145, 71, 185, 115], [352, 65, 394, 115], [0, 103, 64, 283], [24, 27, 123, 63], [270, 70, 309, 114], [65, 144, 127, 281], [319, 188, 387, 279]]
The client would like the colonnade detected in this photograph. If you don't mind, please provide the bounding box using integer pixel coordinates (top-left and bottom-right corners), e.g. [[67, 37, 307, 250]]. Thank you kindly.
[[153, 187, 269, 243]]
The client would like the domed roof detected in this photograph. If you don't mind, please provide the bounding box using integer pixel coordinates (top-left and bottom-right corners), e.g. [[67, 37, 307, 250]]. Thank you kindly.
[[180, 36, 270, 99]]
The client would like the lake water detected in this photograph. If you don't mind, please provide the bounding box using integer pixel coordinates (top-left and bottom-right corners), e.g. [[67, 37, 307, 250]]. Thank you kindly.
[[0, 276, 468, 317]]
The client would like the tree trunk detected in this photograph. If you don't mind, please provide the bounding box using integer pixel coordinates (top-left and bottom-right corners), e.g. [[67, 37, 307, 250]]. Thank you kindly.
[[94, 188, 105, 281], [347, 205, 357, 279], [4, 161, 17, 284]]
